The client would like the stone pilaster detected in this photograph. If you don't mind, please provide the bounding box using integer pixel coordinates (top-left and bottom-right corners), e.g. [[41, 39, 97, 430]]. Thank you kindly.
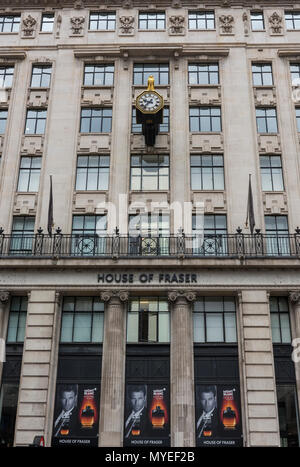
[[14, 290, 59, 447], [289, 291, 300, 422], [99, 290, 128, 447], [168, 290, 196, 447], [238, 290, 280, 447], [0, 291, 10, 384]]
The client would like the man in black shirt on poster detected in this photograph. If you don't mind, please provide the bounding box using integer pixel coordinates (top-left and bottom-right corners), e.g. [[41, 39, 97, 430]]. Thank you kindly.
[[196, 385, 219, 440], [125, 384, 150, 439]]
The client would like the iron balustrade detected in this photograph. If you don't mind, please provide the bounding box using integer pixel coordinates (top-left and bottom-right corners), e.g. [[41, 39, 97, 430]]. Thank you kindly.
[[0, 229, 300, 258]]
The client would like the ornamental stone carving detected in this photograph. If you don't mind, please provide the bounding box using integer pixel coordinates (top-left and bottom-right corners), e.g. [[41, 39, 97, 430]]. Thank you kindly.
[[122, 0, 133, 8], [171, 0, 182, 8], [219, 14, 234, 34], [101, 290, 129, 302], [119, 15, 134, 35], [0, 291, 9, 305], [22, 14, 37, 37], [242, 12, 249, 36], [289, 291, 300, 306], [269, 12, 283, 34], [169, 15, 185, 35], [168, 290, 197, 303], [70, 16, 85, 35]]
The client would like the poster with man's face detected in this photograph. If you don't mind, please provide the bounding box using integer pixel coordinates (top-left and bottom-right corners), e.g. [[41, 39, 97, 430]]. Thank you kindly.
[[52, 383, 100, 447], [195, 384, 242, 447], [124, 383, 170, 447]]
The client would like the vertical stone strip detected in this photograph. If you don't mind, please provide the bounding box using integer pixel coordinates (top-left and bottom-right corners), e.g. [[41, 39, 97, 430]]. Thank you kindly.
[[289, 291, 300, 421], [14, 290, 58, 446], [0, 291, 10, 383], [99, 290, 128, 446], [169, 290, 196, 447], [239, 290, 280, 447]]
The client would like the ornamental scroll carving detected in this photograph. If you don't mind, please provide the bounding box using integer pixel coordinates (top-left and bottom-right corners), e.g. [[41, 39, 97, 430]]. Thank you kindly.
[[119, 15, 134, 34], [289, 291, 300, 306], [269, 12, 283, 34], [22, 15, 37, 37], [219, 14, 234, 34], [168, 290, 197, 303], [0, 291, 10, 305], [169, 15, 185, 35], [70, 16, 85, 35], [101, 290, 129, 302]]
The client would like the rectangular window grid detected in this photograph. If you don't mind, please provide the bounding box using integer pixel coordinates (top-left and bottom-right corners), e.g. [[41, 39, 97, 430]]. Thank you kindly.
[[31, 65, 52, 88], [252, 63, 273, 86], [270, 297, 291, 343], [83, 64, 114, 86], [6, 296, 28, 343], [132, 107, 169, 133], [188, 10, 215, 30], [9, 216, 35, 255], [89, 12, 116, 30], [188, 63, 219, 85], [0, 66, 14, 88], [285, 11, 300, 30], [133, 63, 169, 86], [256, 108, 278, 133], [296, 108, 300, 132], [80, 108, 112, 133], [130, 154, 169, 191], [127, 297, 169, 343], [265, 215, 290, 256], [128, 213, 170, 256], [0, 109, 8, 134], [0, 15, 20, 33], [250, 11, 265, 30], [41, 14, 55, 32], [291, 63, 300, 83], [193, 296, 237, 343], [190, 154, 224, 190], [71, 215, 107, 256], [17, 157, 41, 192], [138, 12, 166, 30], [60, 296, 104, 343], [189, 107, 222, 132], [192, 214, 227, 256], [75, 155, 110, 191], [260, 155, 284, 191], [25, 109, 47, 134]]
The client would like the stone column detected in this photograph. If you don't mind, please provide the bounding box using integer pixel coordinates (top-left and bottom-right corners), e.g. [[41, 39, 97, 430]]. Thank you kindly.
[[99, 290, 128, 447], [239, 290, 280, 447], [14, 290, 60, 447], [289, 291, 300, 420], [168, 290, 196, 447], [0, 291, 10, 384]]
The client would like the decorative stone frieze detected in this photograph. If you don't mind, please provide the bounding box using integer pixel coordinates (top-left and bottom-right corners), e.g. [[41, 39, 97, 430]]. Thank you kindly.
[[119, 15, 135, 35], [22, 14, 37, 38], [70, 16, 85, 35], [219, 14, 234, 34], [0, 291, 9, 305], [101, 290, 129, 303], [169, 15, 185, 35], [269, 12, 283, 34], [168, 290, 197, 303]]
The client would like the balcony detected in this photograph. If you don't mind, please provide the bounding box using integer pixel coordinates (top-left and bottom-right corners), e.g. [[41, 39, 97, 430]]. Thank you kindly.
[[0, 228, 300, 259]]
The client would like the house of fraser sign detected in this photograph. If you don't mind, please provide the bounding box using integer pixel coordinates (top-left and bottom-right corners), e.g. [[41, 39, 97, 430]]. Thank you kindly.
[[97, 272, 198, 284]]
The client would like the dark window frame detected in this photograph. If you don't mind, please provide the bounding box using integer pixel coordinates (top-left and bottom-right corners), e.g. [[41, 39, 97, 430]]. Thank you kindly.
[[40, 13, 55, 32], [131, 106, 169, 133], [0, 109, 8, 134], [80, 107, 112, 133], [17, 156, 42, 193], [270, 296, 292, 344], [256, 107, 278, 134], [24, 109, 47, 135], [188, 10, 215, 30], [190, 154, 224, 191], [260, 155, 284, 192], [75, 154, 110, 191], [89, 11, 116, 30], [130, 154, 170, 191], [188, 62, 219, 85], [296, 108, 300, 132], [83, 63, 114, 86], [30, 64, 52, 88], [189, 106, 222, 132], [285, 11, 300, 30], [250, 11, 265, 31], [0, 15, 21, 33], [0, 66, 14, 88], [6, 296, 28, 343], [138, 11, 166, 30], [133, 63, 169, 86], [252, 63, 273, 86]]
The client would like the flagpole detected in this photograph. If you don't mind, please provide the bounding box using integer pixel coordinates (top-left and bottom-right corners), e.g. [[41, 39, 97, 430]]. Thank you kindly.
[[47, 175, 54, 237]]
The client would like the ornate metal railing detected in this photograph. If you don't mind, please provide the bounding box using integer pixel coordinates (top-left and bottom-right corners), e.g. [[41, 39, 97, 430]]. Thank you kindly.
[[0, 227, 300, 259]]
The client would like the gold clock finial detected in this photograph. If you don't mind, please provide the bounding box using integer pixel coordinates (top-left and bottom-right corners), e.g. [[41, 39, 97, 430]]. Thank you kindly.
[[147, 75, 155, 91]]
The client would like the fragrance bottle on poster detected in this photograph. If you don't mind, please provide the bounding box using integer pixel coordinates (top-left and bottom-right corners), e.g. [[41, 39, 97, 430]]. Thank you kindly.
[[80, 405, 95, 428], [203, 418, 212, 437], [60, 416, 70, 436], [131, 416, 141, 436], [151, 405, 165, 429], [222, 406, 237, 429]]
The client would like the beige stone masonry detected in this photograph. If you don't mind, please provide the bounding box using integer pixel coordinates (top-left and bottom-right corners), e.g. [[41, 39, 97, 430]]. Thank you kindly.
[[239, 290, 280, 447]]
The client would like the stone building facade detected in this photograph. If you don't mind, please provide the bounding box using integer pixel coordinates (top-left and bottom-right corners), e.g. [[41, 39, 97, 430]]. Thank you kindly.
[[0, 0, 299, 448]]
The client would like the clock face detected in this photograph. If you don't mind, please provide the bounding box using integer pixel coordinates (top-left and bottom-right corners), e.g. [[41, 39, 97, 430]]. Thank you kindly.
[[137, 92, 163, 113]]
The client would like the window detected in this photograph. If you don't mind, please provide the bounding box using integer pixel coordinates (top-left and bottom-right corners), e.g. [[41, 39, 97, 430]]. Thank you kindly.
[[0, 383, 20, 447], [290, 63, 300, 83], [0, 110, 8, 134], [0, 66, 14, 88], [256, 108, 278, 133], [71, 215, 107, 256], [138, 12, 166, 30], [6, 296, 28, 343], [296, 108, 300, 132], [130, 154, 169, 191], [132, 107, 169, 133], [191, 154, 224, 190], [270, 297, 291, 344], [80, 108, 112, 133], [260, 155, 284, 191], [127, 297, 169, 343], [60, 296, 104, 343], [250, 11, 265, 31], [75, 155, 110, 191], [0, 15, 20, 33], [189, 107, 222, 132], [128, 213, 170, 256], [133, 63, 169, 86], [188, 63, 219, 85], [31, 65, 52, 88], [9, 216, 35, 255], [41, 13, 55, 32], [277, 385, 300, 447], [89, 12, 116, 30], [83, 64, 114, 86], [188, 10, 215, 30], [193, 297, 237, 343], [25, 109, 47, 134], [252, 63, 273, 86], [285, 11, 300, 30], [192, 214, 227, 256], [17, 157, 41, 192], [265, 215, 290, 256]]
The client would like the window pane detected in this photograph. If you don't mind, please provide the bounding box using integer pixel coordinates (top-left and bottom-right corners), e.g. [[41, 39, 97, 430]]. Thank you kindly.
[[193, 312, 205, 342], [60, 314, 74, 342], [148, 313, 157, 341], [224, 313, 237, 342], [91, 313, 104, 342], [6, 312, 18, 342], [73, 313, 92, 342], [158, 312, 170, 342], [280, 314, 291, 343], [206, 314, 223, 342], [127, 312, 139, 342], [271, 314, 281, 343]]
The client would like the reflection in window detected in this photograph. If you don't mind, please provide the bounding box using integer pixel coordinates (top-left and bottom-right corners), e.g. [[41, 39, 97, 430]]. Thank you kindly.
[[83, 64, 114, 86], [189, 107, 222, 132], [130, 154, 169, 191], [260, 155, 284, 191], [6, 296, 28, 343], [75, 155, 110, 191], [277, 385, 300, 447], [188, 63, 219, 85], [191, 154, 224, 190], [127, 297, 169, 343], [250, 11, 265, 31], [133, 63, 169, 86], [265, 215, 290, 256], [71, 215, 107, 256], [0, 383, 20, 447], [270, 297, 291, 344]]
